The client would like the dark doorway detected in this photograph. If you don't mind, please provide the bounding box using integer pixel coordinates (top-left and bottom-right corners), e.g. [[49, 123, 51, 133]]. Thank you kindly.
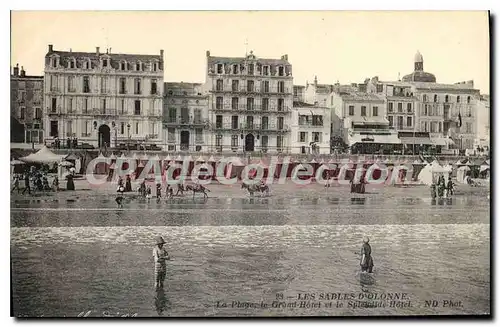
[[98, 124, 111, 148], [50, 120, 59, 137], [245, 133, 255, 152], [180, 131, 190, 151]]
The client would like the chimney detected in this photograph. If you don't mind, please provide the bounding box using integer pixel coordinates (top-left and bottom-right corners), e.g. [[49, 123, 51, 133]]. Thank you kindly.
[[109, 47, 112, 54], [48, 44, 53, 52], [314, 75, 318, 86], [282, 54, 288, 61], [96, 47, 100, 56], [20, 66, 25, 77], [160, 49, 164, 58], [206, 50, 210, 57], [13, 63, 19, 76]]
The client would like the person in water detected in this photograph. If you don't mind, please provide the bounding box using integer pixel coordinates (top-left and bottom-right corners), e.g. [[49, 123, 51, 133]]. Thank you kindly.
[[116, 184, 125, 208], [360, 236, 374, 273], [153, 236, 170, 289]]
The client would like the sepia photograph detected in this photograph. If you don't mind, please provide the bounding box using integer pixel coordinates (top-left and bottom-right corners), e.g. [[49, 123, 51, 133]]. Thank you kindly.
[[9, 9, 490, 318]]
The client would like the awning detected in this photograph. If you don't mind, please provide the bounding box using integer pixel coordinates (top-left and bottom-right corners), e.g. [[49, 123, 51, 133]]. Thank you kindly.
[[399, 137, 433, 145], [349, 116, 389, 125], [431, 138, 447, 146], [348, 133, 401, 146]]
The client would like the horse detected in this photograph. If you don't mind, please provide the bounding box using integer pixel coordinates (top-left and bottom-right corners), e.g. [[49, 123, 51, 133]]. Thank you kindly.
[[175, 183, 186, 196], [185, 184, 210, 199], [241, 182, 269, 196]]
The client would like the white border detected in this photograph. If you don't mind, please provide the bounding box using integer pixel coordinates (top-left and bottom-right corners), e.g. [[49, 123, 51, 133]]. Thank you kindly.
[[3, 1, 496, 326]]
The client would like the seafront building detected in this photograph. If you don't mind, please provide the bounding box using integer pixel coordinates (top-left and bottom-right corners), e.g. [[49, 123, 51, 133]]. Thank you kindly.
[[42, 44, 164, 149], [163, 82, 210, 152], [366, 51, 480, 154], [290, 101, 331, 154], [10, 65, 44, 144], [204, 50, 293, 154]]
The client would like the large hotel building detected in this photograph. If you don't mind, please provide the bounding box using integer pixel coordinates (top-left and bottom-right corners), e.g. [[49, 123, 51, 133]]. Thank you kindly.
[[204, 50, 293, 153], [43, 45, 164, 148]]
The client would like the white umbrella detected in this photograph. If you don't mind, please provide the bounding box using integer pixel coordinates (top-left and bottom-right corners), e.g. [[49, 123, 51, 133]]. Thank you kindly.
[[196, 155, 205, 162], [208, 155, 216, 162], [109, 153, 117, 160], [164, 154, 172, 161]]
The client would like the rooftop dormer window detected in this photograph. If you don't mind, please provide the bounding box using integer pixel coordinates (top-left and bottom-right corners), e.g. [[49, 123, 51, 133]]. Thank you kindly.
[[84, 58, 91, 70], [50, 56, 59, 68], [120, 61, 127, 71], [152, 61, 159, 72], [68, 58, 76, 69], [136, 62, 142, 71]]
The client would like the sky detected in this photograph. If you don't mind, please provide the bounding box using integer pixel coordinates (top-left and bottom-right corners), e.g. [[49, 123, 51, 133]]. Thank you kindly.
[[10, 11, 490, 93]]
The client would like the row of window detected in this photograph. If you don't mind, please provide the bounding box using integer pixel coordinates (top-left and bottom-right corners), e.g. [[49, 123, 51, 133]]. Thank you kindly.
[[18, 107, 43, 120], [50, 97, 152, 116], [298, 131, 323, 143], [388, 116, 413, 128], [348, 106, 379, 117], [214, 115, 285, 129], [215, 80, 287, 93], [166, 128, 204, 142], [52, 76, 159, 95], [214, 135, 284, 148], [50, 57, 162, 72], [215, 97, 286, 110], [50, 120, 158, 138], [422, 94, 472, 104], [421, 104, 473, 117], [167, 108, 203, 122], [388, 102, 412, 113], [213, 63, 287, 77], [298, 115, 324, 126]]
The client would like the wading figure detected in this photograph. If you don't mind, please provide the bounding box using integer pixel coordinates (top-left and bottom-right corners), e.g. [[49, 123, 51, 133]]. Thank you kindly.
[[360, 236, 374, 273], [241, 182, 259, 196], [165, 185, 174, 199], [153, 236, 170, 289], [446, 176, 454, 197], [186, 184, 210, 199], [257, 182, 270, 196]]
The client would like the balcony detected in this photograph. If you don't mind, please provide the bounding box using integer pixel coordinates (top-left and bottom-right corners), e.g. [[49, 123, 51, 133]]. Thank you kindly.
[[212, 103, 292, 113], [210, 86, 291, 94], [212, 122, 290, 133], [46, 107, 62, 115], [298, 122, 324, 128], [92, 108, 118, 116], [164, 117, 210, 128]]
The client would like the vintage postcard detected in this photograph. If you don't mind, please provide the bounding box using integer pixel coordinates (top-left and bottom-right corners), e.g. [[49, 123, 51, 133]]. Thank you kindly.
[[10, 10, 490, 318]]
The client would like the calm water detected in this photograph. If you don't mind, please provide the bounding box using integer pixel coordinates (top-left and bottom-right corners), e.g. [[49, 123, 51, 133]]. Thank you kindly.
[[11, 184, 490, 317]]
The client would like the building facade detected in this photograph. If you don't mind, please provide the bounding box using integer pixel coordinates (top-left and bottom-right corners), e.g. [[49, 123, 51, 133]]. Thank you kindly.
[[366, 52, 480, 153], [475, 94, 490, 151], [10, 64, 44, 144], [163, 82, 210, 152], [204, 50, 293, 154], [290, 101, 331, 154], [331, 91, 401, 154], [293, 85, 305, 103], [43, 45, 164, 149]]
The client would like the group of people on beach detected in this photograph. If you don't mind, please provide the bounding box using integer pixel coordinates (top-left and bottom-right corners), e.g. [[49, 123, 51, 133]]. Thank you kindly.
[[431, 175, 454, 199], [11, 167, 60, 195]]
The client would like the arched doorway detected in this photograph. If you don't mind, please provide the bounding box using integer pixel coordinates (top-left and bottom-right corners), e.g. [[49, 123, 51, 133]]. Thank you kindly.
[[180, 131, 190, 151], [245, 133, 255, 152], [98, 124, 111, 148]]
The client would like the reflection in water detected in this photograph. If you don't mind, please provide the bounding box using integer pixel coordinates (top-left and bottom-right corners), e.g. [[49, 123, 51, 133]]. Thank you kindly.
[[154, 288, 169, 316], [351, 198, 366, 205]]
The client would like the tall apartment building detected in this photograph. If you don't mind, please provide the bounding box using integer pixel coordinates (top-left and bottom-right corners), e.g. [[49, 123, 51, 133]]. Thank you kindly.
[[475, 94, 490, 151], [163, 82, 210, 152], [204, 50, 293, 153], [43, 45, 164, 148], [10, 64, 44, 144]]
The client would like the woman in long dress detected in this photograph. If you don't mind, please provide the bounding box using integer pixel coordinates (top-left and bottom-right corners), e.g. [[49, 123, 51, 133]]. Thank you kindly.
[[360, 236, 374, 273]]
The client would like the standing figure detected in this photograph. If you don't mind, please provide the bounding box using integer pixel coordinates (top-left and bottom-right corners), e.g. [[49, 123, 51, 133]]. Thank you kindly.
[[125, 175, 132, 192], [22, 173, 31, 195], [360, 236, 374, 273], [430, 184, 437, 199], [11, 175, 20, 194], [156, 183, 162, 199], [52, 176, 59, 192], [116, 184, 125, 208], [446, 176, 454, 197], [153, 236, 170, 289], [66, 174, 75, 191], [146, 185, 152, 202]]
